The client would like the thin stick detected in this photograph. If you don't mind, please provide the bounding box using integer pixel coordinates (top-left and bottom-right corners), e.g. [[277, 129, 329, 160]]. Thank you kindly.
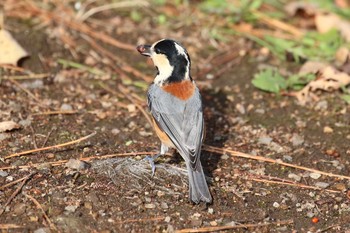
[[115, 216, 164, 224], [250, 178, 340, 193], [0, 151, 156, 170], [0, 173, 34, 216], [8, 79, 42, 103], [32, 110, 79, 115], [0, 224, 22, 229], [0, 172, 35, 190], [41, 127, 55, 148], [175, 219, 293, 233], [204, 145, 350, 181], [5, 132, 97, 159], [2, 73, 49, 80], [118, 84, 153, 126], [25, 194, 57, 231]]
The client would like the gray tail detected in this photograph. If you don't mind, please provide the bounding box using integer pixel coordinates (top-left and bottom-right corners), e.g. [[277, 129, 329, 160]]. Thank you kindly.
[[186, 162, 212, 204]]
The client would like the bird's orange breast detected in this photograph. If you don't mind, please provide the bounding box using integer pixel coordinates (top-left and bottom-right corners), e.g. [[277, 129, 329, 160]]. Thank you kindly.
[[162, 80, 195, 100]]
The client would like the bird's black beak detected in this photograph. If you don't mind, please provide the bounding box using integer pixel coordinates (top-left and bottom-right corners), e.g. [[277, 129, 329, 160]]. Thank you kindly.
[[137, 44, 151, 57]]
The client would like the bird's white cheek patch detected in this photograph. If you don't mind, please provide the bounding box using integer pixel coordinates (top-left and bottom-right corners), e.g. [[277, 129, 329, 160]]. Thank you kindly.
[[152, 53, 174, 85]]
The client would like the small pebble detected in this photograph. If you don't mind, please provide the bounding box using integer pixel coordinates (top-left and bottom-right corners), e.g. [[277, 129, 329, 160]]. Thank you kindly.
[[273, 202, 280, 208], [145, 203, 156, 209], [309, 173, 321, 179], [0, 170, 8, 177], [209, 220, 218, 226], [60, 103, 73, 111], [161, 202, 168, 209], [258, 136, 272, 145], [65, 159, 90, 170], [65, 205, 78, 213], [288, 173, 301, 182], [291, 133, 304, 147], [315, 182, 330, 189], [323, 126, 333, 133], [34, 228, 51, 233], [208, 208, 214, 214], [164, 216, 171, 223]]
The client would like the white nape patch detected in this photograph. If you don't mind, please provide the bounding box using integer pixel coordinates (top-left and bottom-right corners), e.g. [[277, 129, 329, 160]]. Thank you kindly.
[[174, 42, 190, 80], [153, 53, 174, 85]]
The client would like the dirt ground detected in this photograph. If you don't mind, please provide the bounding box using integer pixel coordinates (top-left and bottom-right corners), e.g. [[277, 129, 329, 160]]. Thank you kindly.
[[1, 2, 350, 233]]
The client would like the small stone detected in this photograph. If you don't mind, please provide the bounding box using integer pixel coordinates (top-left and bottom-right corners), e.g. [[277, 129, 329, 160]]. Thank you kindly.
[[60, 103, 73, 111], [273, 202, 280, 208], [161, 202, 168, 209], [236, 103, 245, 114], [291, 134, 304, 147], [258, 136, 272, 145], [209, 220, 218, 226], [127, 104, 136, 112], [65, 159, 90, 170], [208, 208, 214, 214], [306, 211, 315, 218], [13, 203, 26, 215], [64, 205, 78, 213], [0, 170, 8, 177], [288, 173, 301, 182], [283, 155, 293, 162], [111, 128, 120, 135], [221, 154, 229, 160], [164, 216, 171, 223], [323, 126, 333, 133], [157, 191, 165, 197], [315, 182, 330, 189], [309, 173, 321, 179], [34, 228, 51, 233], [37, 162, 52, 170], [145, 203, 155, 209]]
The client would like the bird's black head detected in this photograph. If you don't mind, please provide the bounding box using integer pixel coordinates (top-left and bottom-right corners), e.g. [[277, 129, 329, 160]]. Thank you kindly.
[[137, 39, 192, 85]]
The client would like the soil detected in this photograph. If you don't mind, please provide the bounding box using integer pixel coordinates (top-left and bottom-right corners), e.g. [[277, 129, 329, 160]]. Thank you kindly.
[[1, 4, 350, 233]]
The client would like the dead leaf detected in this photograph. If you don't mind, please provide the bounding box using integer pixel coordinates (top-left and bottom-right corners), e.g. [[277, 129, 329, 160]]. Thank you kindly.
[[315, 13, 350, 42], [0, 121, 21, 132], [0, 29, 28, 65], [294, 66, 350, 105], [335, 47, 350, 66], [298, 61, 328, 75]]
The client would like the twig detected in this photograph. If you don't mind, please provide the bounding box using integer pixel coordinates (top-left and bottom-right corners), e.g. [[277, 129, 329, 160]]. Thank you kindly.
[[5, 131, 97, 159], [25, 194, 57, 231], [0, 151, 156, 170], [41, 127, 55, 148], [175, 219, 293, 232], [29, 125, 38, 149], [118, 84, 153, 126], [8, 79, 43, 104], [77, 1, 149, 22], [250, 177, 340, 193], [0, 172, 35, 191], [115, 216, 164, 224], [203, 145, 350, 181], [32, 110, 79, 115], [2, 73, 49, 80], [0, 224, 22, 229], [0, 172, 35, 216]]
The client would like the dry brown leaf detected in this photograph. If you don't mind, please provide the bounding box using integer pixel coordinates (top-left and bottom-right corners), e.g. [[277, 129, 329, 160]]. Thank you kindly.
[[335, 47, 350, 66], [298, 61, 329, 75], [294, 66, 350, 104], [315, 13, 350, 42], [0, 121, 21, 132], [0, 29, 28, 65]]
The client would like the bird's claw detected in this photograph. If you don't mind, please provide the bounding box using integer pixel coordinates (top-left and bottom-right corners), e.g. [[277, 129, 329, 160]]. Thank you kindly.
[[144, 154, 160, 176]]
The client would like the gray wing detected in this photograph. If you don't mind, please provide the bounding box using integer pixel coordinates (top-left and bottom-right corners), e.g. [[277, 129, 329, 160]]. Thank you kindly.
[[147, 84, 204, 170]]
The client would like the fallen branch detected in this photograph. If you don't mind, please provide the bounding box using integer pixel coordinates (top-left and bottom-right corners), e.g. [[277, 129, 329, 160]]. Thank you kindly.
[[0, 224, 22, 229], [5, 131, 97, 159], [175, 219, 293, 233]]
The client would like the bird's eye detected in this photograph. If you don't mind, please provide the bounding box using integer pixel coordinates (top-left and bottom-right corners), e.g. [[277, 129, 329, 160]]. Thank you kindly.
[[154, 48, 161, 54]]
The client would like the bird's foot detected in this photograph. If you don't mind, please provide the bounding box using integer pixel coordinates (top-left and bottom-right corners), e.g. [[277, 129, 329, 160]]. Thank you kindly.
[[144, 154, 161, 176]]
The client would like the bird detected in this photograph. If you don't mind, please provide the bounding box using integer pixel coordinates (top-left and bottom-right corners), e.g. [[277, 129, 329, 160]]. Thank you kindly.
[[137, 39, 212, 204]]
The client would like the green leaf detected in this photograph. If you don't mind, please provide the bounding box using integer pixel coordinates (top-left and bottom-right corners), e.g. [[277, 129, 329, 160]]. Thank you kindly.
[[341, 95, 350, 104], [252, 68, 287, 93]]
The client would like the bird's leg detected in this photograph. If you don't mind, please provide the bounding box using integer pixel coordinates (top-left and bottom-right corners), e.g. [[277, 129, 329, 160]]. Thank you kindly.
[[145, 144, 168, 176]]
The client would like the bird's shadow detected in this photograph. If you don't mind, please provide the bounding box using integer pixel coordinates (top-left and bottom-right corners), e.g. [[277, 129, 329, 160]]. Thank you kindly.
[[201, 88, 230, 192]]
